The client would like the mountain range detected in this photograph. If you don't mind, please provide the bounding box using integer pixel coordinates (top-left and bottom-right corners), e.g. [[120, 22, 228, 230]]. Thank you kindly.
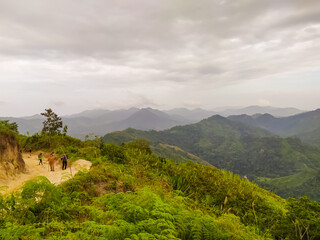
[[0, 106, 305, 139]]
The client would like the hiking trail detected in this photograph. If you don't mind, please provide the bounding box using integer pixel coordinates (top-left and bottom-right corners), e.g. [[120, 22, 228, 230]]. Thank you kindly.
[[0, 152, 92, 195]]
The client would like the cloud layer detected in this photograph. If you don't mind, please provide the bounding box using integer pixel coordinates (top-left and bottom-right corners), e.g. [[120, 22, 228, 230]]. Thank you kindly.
[[0, 0, 320, 116]]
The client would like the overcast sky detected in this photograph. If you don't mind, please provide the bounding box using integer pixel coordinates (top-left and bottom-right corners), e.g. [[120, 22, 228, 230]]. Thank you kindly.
[[1, 0, 320, 116]]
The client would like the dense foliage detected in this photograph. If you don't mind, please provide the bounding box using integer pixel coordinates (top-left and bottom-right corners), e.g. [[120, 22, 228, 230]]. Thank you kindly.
[[0, 121, 19, 141], [0, 120, 18, 133], [1, 137, 320, 239]]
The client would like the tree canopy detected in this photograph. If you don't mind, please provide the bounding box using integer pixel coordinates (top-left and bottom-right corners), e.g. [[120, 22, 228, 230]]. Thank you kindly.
[[0, 120, 18, 133], [41, 108, 63, 135]]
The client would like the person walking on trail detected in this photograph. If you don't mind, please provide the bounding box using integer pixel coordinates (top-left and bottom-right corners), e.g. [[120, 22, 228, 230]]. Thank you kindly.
[[48, 152, 55, 171], [61, 152, 68, 170], [38, 153, 43, 165]]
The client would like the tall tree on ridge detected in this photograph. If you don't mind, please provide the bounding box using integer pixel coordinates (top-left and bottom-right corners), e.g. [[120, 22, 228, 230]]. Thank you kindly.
[[41, 108, 63, 135]]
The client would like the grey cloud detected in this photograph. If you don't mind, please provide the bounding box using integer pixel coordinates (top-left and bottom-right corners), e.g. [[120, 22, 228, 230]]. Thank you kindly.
[[128, 92, 159, 108], [235, 68, 266, 80], [197, 65, 224, 76], [0, 1, 273, 57], [276, 9, 320, 29], [0, 0, 319, 116], [0, 1, 181, 58], [52, 101, 65, 107], [1, 0, 318, 61]]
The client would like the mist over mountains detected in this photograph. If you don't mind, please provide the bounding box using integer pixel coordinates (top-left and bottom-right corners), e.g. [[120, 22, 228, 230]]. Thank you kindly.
[[0, 106, 306, 139], [216, 105, 304, 117]]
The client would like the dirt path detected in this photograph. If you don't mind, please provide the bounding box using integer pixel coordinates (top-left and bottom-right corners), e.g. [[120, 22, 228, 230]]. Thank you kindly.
[[0, 152, 92, 195]]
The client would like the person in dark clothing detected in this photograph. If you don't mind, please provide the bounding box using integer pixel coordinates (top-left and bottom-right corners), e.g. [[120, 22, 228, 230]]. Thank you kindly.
[[61, 153, 68, 170]]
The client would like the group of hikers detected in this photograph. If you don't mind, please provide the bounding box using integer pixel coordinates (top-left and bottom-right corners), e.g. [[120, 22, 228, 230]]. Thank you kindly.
[[38, 152, 68, 171]]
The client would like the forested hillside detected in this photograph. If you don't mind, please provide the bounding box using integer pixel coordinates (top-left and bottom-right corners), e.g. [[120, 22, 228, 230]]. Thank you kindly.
[[103, 115, 320, 201], [1, 132, 319, 239]]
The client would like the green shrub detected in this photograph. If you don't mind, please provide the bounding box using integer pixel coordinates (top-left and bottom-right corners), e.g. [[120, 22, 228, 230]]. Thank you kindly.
[[101, 143, 127, 164]]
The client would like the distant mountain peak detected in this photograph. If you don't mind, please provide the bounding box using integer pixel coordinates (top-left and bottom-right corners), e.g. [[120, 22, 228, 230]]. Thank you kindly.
[[205, 114, 226, 121], [132, 108, 157, 116], [255, 113, 275, 120], [21, 114, 43, 120]]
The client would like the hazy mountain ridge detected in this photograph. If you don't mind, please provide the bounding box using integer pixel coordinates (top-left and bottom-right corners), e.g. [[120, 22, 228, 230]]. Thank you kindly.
[[0, 106, 306, 139], [217, 105, 305, 117], [0, 117, 43, 136], [229, 108, 320, 147], [104, 108, 184, 132]]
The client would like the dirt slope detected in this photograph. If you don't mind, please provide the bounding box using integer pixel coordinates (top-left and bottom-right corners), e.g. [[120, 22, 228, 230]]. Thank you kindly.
[[0, 132, 25, 179], [0, 152, 92, 195]]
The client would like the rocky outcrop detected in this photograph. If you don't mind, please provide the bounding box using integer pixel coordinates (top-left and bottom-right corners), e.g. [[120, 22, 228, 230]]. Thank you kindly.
[[0, 132, 25, 179]]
